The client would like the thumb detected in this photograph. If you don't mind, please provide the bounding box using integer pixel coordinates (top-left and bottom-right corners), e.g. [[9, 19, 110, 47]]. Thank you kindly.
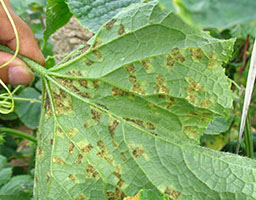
[[0, 52, 34, 85]]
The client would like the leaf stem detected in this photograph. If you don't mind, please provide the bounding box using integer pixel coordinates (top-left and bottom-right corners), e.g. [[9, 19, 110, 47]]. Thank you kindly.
[[0, 45, 47, 76], [0, 127, 37, 143], [237, 39, 256, 153], [244, 113, 254, 158]]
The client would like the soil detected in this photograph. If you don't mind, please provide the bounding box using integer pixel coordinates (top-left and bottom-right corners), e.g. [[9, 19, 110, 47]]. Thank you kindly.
[[51, 17, 94, 63]]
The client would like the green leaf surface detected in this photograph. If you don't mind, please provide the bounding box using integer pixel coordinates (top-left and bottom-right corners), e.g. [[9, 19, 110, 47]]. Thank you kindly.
[[0, 175, 33, 200], [43, 0, 73, 44], [158, 0, 174, 11], [65, 0, 142, 33], [172, 0, 256, 30], [6, 1, 256, 199], [204, 116, 234, 135], [0, 156, 12, 186], [15, 88, 41, 129]]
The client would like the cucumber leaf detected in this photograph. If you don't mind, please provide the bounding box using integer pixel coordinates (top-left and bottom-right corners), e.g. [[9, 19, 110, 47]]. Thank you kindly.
[[31, 1, 256, 199]]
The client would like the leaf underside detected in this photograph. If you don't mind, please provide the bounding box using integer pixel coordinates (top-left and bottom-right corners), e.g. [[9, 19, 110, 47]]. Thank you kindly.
[[35, 1, 256, 200]]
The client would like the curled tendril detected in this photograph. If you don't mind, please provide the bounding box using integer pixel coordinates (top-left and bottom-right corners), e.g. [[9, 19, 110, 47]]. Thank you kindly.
[[0, 0, 20, 114]]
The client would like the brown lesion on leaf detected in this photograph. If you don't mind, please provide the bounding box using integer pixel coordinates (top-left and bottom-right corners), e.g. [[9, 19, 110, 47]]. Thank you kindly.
[[66, 70, 83, 77], [130, 146, 145, 158], [108, 120, 120, 138], [50, 139, 53, 145], [118, 24, 125, 35], [156, 74, 165, 86], [107, 188, 126, 200], [86, 164, 99, 179], [78, 80, 88, 89], [55, 78, 79, 93], [82, 144, 93, 155], [85, 58, 94, 66], [185, 77, 204, 105], [155, 85, 169, 94], [141, 59, 154, 73], [91, 108, 102, 122], [166, 54, 175, 70], [164, 186, 181, 199], [53, 156, 65, 165], [76, 154, 83, 164], [104, 18, 117, 30], [125, 64, 136, 74], [165, 97, 175, 109], [112, 87, 132, 97], [154, 74, 169, 95], [124, 118, 144, 127], [44, 92, 52, 118], [186, 77, 204, 91], [93, 80, 99, 89], [171, 51, 185, 63], [83, 122, 89, 128], [69, 142, 75, 154], [96, 140, 113, 163], [190, 48, 204, 61], [113, 169, 124, 187], [183, 126, 198, 139], [56, 78, 93, 99], [120, 152, 128, 162], [151, 132, 158, 136], [200, 98, 213, 109], [92, 50, 103, 61], [145, 122, 156, 130], [124, 193, 140, 200], [68, 174, 76, 183], [96, 103, 109, 110], [53, 88, 73, 116], [46, 173, 50, 182], [92, 39, 102, 48], [146, 103, 158, 109], [129, 75, 137, 84], [75, 193, 87, 200], [78, 92, 91, 98], [208, 52, 218, 70], [131, 82, 145, 95], [67, 128, 79, 138], [124, 118, 155, 131], [97, 140, 105, 150]]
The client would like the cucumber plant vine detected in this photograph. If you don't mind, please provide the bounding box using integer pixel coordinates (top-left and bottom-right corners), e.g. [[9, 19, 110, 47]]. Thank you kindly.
[[1, 0, 256, 199]]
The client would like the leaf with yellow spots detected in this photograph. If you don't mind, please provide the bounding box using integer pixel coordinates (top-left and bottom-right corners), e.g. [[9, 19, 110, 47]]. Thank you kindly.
[[3, 1, 256, 199]]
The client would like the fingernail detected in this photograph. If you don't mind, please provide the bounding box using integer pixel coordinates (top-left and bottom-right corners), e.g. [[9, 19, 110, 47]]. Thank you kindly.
[[8, 66, 34, 85]]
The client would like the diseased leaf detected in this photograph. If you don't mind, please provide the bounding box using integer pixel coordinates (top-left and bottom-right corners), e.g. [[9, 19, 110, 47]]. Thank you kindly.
[[124, 189, 169, 200], [44, 0, 144, 43], [29, 1, 256, 199], [66, 0, 142, 33]]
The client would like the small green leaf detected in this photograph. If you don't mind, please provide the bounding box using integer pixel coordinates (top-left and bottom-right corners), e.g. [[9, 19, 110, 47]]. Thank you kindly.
[[0, 175, 33, 200], [43, 0, 73, 44], [204, 116, 234, 135], [0, 155, 12, 186], [173, 0, 256, 29], [15, 88, 41, 129]]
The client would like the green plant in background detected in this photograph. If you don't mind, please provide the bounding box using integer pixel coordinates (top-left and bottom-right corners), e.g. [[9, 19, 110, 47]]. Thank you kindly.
[[1, 0, 256, 199]]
